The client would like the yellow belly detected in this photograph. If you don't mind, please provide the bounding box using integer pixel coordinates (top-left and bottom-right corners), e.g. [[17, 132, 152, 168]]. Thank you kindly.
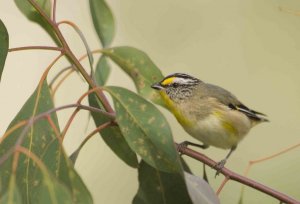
[[160, 91, 251, 149]]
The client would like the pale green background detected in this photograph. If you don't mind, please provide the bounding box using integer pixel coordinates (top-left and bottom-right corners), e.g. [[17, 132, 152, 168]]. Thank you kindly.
[[0, 1, 300, 204]]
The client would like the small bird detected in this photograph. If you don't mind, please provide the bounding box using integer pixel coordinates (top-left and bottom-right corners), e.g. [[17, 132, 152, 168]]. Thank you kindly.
[[151, 73, 268, 173]]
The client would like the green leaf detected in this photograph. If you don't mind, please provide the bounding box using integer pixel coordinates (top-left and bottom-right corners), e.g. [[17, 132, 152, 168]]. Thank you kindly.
[[0, 81, 93, 204], [14, 0, 61, 46], [0, 175, 22, 204], [95, 55, 111, 86], [89, 0, 115, 47], [184, 172, 220, 204], [14, 0, 51, 18], [88, 89, 138, 168], [0, 19, 9, 82], [102, 46, 166, 107], [132, 160, 193, 204], [104, 86, 181, 172]]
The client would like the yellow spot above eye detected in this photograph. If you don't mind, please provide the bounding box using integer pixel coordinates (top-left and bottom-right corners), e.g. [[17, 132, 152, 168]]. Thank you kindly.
[[161, 77, 175, 86]]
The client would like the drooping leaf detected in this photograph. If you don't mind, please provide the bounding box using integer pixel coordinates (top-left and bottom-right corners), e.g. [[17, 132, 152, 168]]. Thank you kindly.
[[88, 92, 138, 168], [0, 81, 92, 204], [95, 55, 111, 86], [89, 0, 115, 47], [102, 47, 166, 107], [15, 0, 51, 18], [0, 175, 22, 204], [14, 0, 61, 46], [184, 172, 220, 204], [104, 86, 181, 173], [0, 19, 9, 82], [132, 160, 193, 204]]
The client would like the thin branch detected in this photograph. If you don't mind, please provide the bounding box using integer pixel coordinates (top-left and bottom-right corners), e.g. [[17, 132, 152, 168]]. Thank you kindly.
[[176, 143, 300, 204], [217, 177, 229, 195], [77, 86, 103, 104], [279, 6, 300, 16], [46, 115, 62, 144], [57, 20, 94, 73], [51, 68, 75, 98], [0, 103, 115, 166], [49, 49, 103, 92], [28, 0, 114, 113], [60, 108, 80, 140], [80, 122, 113, 150], [69, 121, 113, 163], [16, 146, 50, 175], [246, 143, 300, 167], [8, 46, 63, 52], [53, 0, 57, 22], [239, 143, 300, 203], [49, 66, 75, 87]]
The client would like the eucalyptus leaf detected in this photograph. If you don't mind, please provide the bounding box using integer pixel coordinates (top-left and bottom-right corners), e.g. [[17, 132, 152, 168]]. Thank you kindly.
[[88, 91, 139, 168], [0, 81, 92, 204], [95, 55, 111, 86], [133, 160, 193, 204], [0, 19, 8, 82], [102, 46, 166, 107], [104, 86, 181, 173], [90, 0, 115, 47], [0, 175, 22, 204], [14, 0, 51, 18], [14, 0, 61, 46]]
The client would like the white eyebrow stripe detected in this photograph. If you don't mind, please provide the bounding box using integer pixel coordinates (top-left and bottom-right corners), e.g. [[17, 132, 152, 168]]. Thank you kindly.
[[173, 77, 197, 84]]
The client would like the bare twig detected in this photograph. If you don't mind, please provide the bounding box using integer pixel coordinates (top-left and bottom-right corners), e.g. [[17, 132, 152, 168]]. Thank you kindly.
[[28, 0, 113, 113], [176, 143, 300, 204], [0, 103, 115, 167], [51, 68, 75, 98], [9, 46, 62, 52], [69, 121, 114, 163], [57, 20, 94, 72], [217, 177, 229, 195], [53, 0, 57, 22]]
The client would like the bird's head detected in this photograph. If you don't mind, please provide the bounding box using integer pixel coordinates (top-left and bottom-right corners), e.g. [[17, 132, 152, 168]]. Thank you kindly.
[[151, 73, 201, 100]]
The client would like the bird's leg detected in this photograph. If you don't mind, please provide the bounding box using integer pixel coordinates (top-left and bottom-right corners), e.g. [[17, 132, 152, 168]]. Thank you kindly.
[[215, 145, 237, 177], [177, 141, 209, 156], [177, 141, 209, 151]]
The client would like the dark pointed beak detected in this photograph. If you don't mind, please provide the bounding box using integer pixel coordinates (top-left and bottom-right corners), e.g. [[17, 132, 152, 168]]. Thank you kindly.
[[151, 82, 163, 90]]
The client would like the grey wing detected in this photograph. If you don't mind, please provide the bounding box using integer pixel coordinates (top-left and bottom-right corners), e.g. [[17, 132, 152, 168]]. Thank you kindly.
[[204, 83, 268, 122]]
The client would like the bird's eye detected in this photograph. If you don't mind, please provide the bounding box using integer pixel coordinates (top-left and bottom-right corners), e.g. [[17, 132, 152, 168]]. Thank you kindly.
[[172, 83, 179, 88]]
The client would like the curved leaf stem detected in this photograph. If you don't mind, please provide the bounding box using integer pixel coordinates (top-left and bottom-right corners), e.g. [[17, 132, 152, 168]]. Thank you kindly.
[[176, 143, 300, 204], [27, 0, 113, 113], [57, 20, 94, 72], [53, 0, 57, 22], [16, 146, 49, 176], [239, 142, 300, 202], [49, 49, 103, 91], [8, 46, 63, 52], [0, 103, 115, 167], [77, 86, 104, 104], [69, 121, 114, 163], [51, 68, 74, 98], [60, 108, 80, 141], [49, 66, 75, 87], [216, 177, 229, 196]]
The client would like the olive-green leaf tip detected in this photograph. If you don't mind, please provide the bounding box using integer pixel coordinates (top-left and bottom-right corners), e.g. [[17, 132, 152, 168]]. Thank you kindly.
[[90, 0, 115, 47], [0, 19, 9, 81]]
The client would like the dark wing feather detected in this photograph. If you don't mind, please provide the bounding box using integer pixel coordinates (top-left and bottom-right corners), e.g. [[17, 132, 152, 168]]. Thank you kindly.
[[229, 103, 269, 122], [203, 83, 269, 122]]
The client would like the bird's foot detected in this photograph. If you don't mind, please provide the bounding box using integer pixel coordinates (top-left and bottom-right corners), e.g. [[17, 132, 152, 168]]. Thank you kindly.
[[214, 159, 226, 177], [176, 141, 189, 156]]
